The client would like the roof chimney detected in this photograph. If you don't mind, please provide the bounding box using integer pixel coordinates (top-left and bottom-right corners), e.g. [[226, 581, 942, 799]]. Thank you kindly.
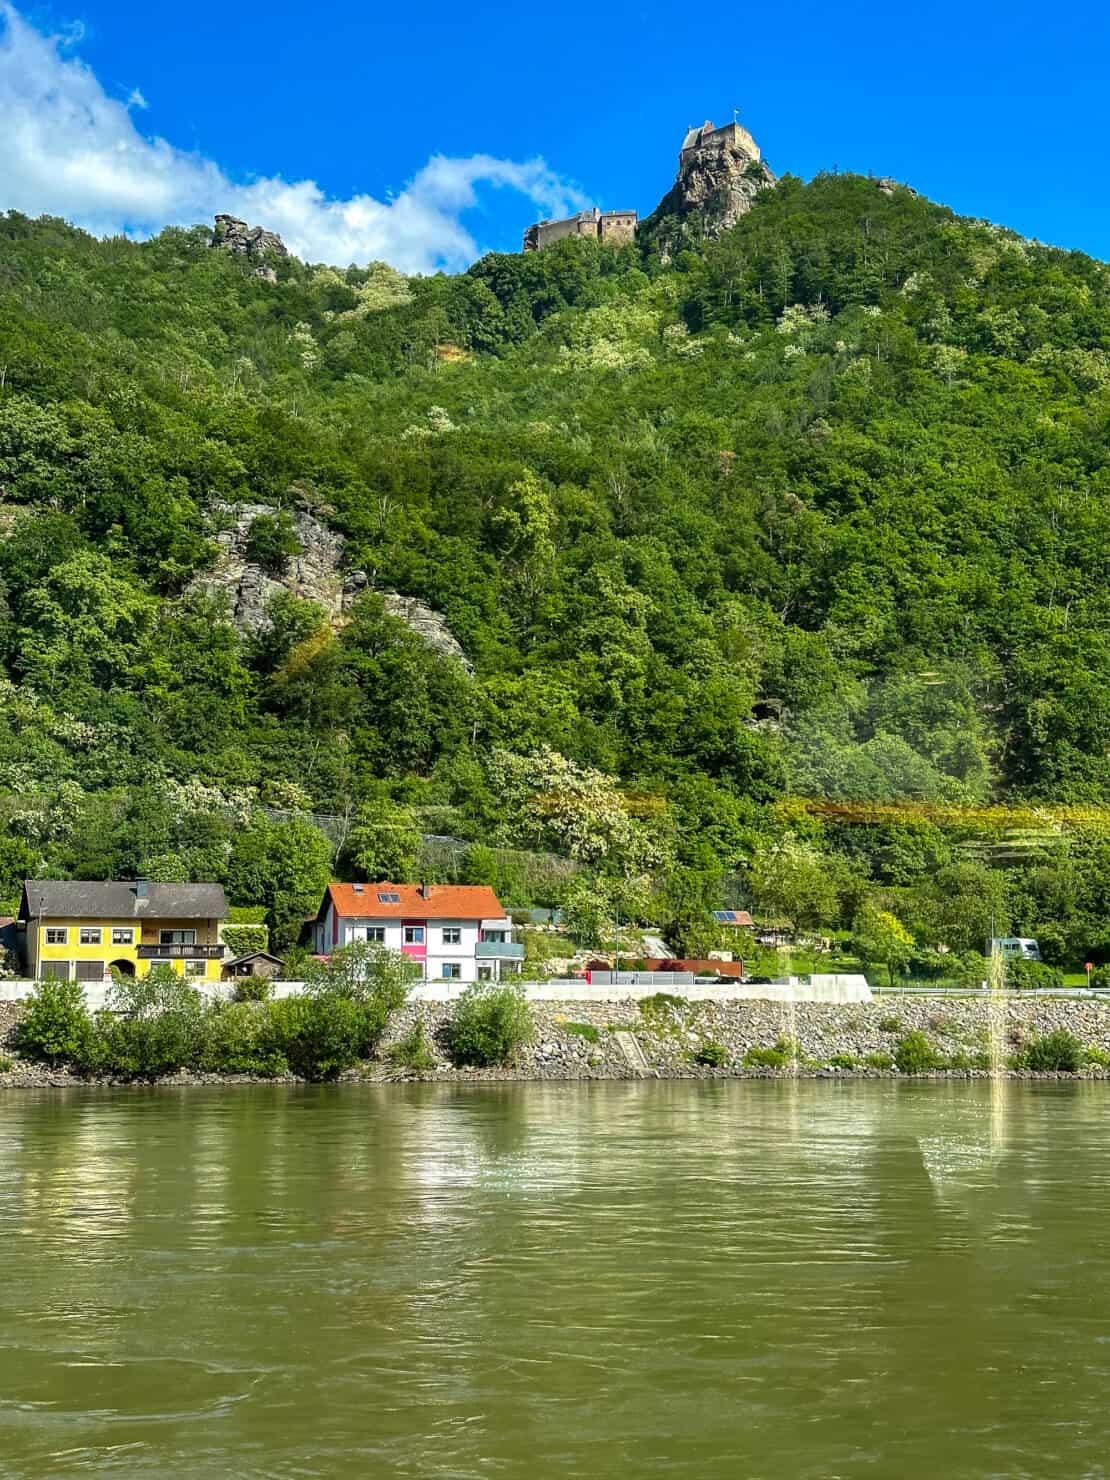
[[134, 879, 149, 900], [420, 881, 431, 900]]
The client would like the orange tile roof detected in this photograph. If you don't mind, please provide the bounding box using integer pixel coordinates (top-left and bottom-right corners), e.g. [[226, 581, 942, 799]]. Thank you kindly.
[[325, 883, 507, 920]]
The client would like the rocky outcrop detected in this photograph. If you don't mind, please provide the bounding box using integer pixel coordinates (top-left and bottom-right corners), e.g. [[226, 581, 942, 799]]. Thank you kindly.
[[875, 177, 920, 199], [641, 118, 775, 256], [190, 502, 471, 667], [210, 215, 288, 280]]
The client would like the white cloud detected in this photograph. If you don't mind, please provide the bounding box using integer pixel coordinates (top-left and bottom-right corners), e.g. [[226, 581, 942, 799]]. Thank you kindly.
[[0, 3, 589, 271]]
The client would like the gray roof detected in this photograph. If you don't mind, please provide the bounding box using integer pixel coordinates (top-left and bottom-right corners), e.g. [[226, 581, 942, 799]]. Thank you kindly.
[[19, 880, 229, 922]]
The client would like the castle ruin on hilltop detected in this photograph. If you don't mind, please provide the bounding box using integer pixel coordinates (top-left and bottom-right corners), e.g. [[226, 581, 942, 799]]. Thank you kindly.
[[523, 116, 773, 254], [680, 118, 762, 165], [523, 206, 638, 252]]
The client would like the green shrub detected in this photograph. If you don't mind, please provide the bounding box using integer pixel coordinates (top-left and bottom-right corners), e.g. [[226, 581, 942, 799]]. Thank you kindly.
[[694, 1040, 727, 1067], [232, 977, 273, 1003], [221, 924, 269, 956], [388, 1019, 437, 1073], [245, 510, 301, 573], [638, 993, 685, 1015], [878, 1015, 903, 1033], [1084, 1044, 1110, 1068], [1023, 1029, 1081, 1072], [894, 1031, 941, 1074], [80, 967, 207, 1078], [864, 1051, 894, 1069], [19, 979, 90, 1066], [228, 906, 268, 925], [564, 1021, 600, 1044], [744, 1041, 792, 1069], [0, 1053, 13, 1072], [1005, 959, 1064, 992], [447, 983, 533, 1066], [263, 993, 367, 1081], [302, 941, 412, 1055], [1089, 966, 1110, 992], [827, 1052, 857, 1069], [200, 1002, 288, 1077]]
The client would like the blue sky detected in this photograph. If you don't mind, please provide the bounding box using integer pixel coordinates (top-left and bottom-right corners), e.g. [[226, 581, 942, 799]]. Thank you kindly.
[[3, 0, 1110, 269]]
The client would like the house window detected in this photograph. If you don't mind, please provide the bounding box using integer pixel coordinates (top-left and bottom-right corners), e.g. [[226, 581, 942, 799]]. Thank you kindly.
[[112, 928, 134, 946], [442, 927, 462, 945], [160, 929, 196, 946], [45, 927, 67, 946], [352, 926, 386, 943], [477, 965, 493, 981], [482, 930, 507, 944], [42, 961, 70, 980], [75, 960, 104, 982], [443, 963, 462, 979], [184, 960, 207, 978], [79, 927, 102, 946], [404, 926, 425, 945]]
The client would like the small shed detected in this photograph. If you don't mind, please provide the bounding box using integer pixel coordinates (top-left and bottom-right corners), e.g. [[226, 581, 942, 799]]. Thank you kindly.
[[222, 949, 285, 982]]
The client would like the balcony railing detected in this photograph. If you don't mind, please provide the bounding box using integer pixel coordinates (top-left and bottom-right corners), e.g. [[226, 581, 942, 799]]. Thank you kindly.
[[137, 943, 226, 961], [476, 941, 524, 959]]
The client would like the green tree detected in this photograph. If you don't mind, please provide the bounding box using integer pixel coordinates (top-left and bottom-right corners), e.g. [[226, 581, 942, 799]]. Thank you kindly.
[[301, 940, 414, 1052], [245, 511, 301, 574], [747, 838, 837, 938], [852, 905, 914, 985], [344, 799, 422, 881], [226, 815, 333, 949]]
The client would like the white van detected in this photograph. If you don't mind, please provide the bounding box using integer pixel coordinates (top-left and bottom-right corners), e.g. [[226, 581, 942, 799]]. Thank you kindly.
[[990, 936, 1041, 961]]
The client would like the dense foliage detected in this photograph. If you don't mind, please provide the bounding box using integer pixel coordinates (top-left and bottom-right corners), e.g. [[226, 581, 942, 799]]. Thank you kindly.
[[446, 982, 534, 1065], [8, 175, 1110, 961], [16, 953, 411, 1081]]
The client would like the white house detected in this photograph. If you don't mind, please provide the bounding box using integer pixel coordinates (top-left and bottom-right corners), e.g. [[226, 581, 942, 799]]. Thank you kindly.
[[311, 883, 523, 983]]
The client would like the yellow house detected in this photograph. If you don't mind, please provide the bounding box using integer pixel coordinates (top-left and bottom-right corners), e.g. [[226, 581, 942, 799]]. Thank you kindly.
[[18, 880, 229, 986]]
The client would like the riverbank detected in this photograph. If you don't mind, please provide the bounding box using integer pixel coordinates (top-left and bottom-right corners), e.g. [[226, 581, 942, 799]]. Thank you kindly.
[[4, 994, 1110, 1086]]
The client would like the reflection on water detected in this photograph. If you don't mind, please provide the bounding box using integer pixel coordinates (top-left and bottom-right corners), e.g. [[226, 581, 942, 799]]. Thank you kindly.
[[1, 1081, 1109, 1477]]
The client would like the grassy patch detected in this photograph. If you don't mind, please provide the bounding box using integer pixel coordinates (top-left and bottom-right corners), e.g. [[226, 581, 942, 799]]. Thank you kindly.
[[743, 1037, 797, 1069], [638, 993, 686, 1015], [564, 1022, 600, 1045]]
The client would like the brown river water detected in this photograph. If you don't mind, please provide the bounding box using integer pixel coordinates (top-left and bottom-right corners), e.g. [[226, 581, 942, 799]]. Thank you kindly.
[[0, 1080, 1108, 1478]]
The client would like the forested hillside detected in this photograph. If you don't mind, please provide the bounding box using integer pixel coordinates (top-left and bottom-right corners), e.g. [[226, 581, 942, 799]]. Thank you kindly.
[[6, 173, 1110, 962]]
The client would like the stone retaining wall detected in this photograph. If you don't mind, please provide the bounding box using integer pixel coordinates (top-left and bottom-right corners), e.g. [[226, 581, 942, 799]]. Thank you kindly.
[[3, 996, 1110, 1086], [380, 995, 1110, 1081]]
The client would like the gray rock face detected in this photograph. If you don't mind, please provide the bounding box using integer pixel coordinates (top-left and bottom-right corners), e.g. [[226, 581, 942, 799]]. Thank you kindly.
[[211, 215, 288, 277], [643, 118, 775, 255], [875, 177, 920, 199], [191, 502, 470, 667]]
